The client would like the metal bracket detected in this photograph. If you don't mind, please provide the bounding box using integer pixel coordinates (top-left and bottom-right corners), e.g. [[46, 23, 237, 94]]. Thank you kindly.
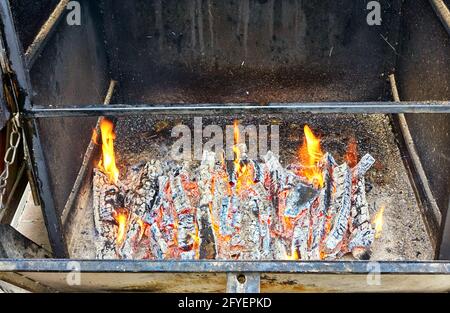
[[226, 273, 260, 293]]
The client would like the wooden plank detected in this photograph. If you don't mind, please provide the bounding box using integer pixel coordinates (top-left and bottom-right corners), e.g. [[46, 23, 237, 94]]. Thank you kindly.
[[261, 273, 450, 293], [0, 272, 54, 293], [0, 271, 447, 292], [17, 272, 227, 293]]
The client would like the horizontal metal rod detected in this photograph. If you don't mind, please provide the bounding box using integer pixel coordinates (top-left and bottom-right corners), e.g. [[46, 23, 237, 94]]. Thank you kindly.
[[24, 0, 69, 68], [23, 102, 450, 118], [430, 0, 450, 37], [0, 259, 449, 273]]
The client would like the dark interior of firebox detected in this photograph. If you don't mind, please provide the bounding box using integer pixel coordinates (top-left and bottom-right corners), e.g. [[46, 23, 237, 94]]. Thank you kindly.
[[15, 0, 450, 260]]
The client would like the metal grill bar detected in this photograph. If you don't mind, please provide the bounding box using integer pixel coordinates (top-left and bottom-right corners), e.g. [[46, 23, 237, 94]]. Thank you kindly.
[[23, 101, 450, 118], [0, 259, 449, 273]]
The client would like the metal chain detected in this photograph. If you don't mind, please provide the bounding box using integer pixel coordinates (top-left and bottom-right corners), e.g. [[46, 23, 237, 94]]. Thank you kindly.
[[0, 114, 21, 211]]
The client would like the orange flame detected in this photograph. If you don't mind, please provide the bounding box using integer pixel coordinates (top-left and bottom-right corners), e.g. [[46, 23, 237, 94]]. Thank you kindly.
[[98, 118, 119, 184], [285, 249, 299, 260], [232, 120, 254, 192], [298, 125, 324, 188], [373, 206, 385, 239], [113, 209, 128, 246], [233, 120, 241, 175], [345, 137, 358, 168]]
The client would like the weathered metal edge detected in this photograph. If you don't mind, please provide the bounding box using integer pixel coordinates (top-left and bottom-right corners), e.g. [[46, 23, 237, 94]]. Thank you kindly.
[[0, 260, 449, 274], [23, 102, 450, 117]]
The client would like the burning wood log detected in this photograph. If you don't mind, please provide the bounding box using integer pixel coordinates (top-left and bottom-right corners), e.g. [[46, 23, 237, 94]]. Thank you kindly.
[[124, 160, 161, 219], [118, 216, 146, 259], [352, 153, 375, 178], [252, 182, 273, 259], [93, 169, 121, 231], [283, 183, 318, 218], [196, 151, 218, 259], [308, 153, 335, 260], [143, 175, 177, 257], [93, 169, 122, 259], [347, 155, 376, 259], [95, 222, 117, 259], [170, 168, 198, 259], [237, 191, 261, 260], [209, 156, 233, 259], [292, 209, 310, 260], [148, 222, 169, 259], [323, 162, 352, 258]]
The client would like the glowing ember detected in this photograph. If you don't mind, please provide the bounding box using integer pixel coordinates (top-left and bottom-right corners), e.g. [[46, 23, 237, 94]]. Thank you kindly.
[[345, 137, 358, 168], [97, 118, 119, 184], [373, 206, 385, 239], [113, 209, 128, 246], [137, 218, 146, 242], [298, 125, 324, 188]]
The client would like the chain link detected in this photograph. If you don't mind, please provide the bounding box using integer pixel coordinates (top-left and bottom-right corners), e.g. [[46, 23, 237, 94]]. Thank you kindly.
[[0, 114, 21, 211]]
